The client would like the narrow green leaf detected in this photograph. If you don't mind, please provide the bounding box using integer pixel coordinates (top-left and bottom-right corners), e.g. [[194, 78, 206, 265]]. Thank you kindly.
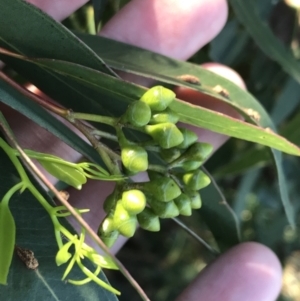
[[169, 100, 300, 156], [229, 0, 300, 84], [0, 0, 113, 75], [0, 200, 16, 285], [2, 50, 299, 156], [0, 79, 104, 166]]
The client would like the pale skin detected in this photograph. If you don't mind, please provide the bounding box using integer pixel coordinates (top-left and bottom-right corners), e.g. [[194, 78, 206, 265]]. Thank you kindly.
[[4, 0, 282, 300]]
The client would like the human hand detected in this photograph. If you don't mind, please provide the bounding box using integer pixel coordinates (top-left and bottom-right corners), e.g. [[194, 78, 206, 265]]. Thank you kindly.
[[8, 0, 283, 300]]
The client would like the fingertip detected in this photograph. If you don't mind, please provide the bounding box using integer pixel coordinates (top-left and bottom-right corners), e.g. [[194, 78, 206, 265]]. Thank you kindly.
[[26, 0, 88, 21], [176, 242, 282, 301], [201, 62, 247, 90], [174, 63, 245, 149], [100, 0, 228, 59]]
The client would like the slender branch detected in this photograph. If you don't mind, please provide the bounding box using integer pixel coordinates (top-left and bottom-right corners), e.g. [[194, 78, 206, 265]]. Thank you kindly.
[[172, 218, 219, 256], [0, 71, 67, 116], [72, 120, 122, 174], [201, 166, 242, 241], [0, 45, 121, 80], [0, 112, 150, 301], [68, 112, 117, 127], [0, 47, 25, 59], [0, 71, 122, 175], [91, 129, 119, 142]]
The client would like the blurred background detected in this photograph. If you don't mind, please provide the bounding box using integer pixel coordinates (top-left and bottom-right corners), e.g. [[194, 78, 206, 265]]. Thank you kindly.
[[63, 1, 300, 300]]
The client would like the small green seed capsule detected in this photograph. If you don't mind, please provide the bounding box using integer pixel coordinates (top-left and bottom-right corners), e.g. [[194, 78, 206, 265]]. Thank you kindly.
[[182, 170, 211, 191], [121, 190, 146, 215], [183, 142, 214, 161], [125, 101, 151, 127], [137, 208, 160, 232], [121, 145, 148, 173], [98, 216, 120, 247], [185, 190, 202, 209], [100, 230, 120, 248], [140, 86, 175, 111], [179, 160, 203, 171], [118, 217, 137, 238], [55, 241, 73, 266], [40, 161, 86, 190], [145, 123, 184, 149], [150, 108, 179, 124], [103, 193, 116, 213], [174, 193, 192, 216], [148, 198, 179, 218], [177, 128, 198, 149], [113, 202, 137, 237], [142, 177, 181, 202], [100, 216, 116, 234], [160, 148, 182, 163]]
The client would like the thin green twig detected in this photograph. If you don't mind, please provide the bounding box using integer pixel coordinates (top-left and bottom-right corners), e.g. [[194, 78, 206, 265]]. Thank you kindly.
[[172, 217, 220, 256]]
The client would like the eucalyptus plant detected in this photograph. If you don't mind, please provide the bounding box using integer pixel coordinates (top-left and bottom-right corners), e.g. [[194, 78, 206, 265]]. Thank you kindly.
[[0, 1, 300, 301]]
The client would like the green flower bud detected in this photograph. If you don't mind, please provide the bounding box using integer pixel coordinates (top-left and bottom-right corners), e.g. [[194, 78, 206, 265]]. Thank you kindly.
[[40, 161, 86, 190], [99, 230, 119, 248], [145, 123, 184, 149], [177, 128, 198, 149], [113, 202, 137, 237], [55, 241, 73, 266], [103, 193, 116, 213], [118, 218, 137, 238], [142, 177, 181, 202], [182, 170, 211, 191], [148, 199, 179, 218], [137, 208, 160, 232], [183, 142, 213, 161], [121, 190, 146, 215], [100, 216, 116, 234], [185, 190, 202, 209], [125, 101, 151, 127], [179, 160, 203, 171], [160, 148, 182, 163], [150, 108, 179, 124], [174, 193, 192, 216], [121, 145, 148, 173], [140, 86, 175, 111], [98, 217, 120, 247]]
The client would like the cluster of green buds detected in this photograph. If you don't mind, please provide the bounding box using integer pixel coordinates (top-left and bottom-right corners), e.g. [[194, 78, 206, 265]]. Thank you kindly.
[[98, 86, 214, 247]]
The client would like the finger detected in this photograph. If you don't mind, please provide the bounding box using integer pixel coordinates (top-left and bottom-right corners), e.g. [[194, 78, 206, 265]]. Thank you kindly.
[[26, 0, 89, 21], [175, 242, 282, 301], [100, 0, 228, 59], [202, 63, 247, 90]]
